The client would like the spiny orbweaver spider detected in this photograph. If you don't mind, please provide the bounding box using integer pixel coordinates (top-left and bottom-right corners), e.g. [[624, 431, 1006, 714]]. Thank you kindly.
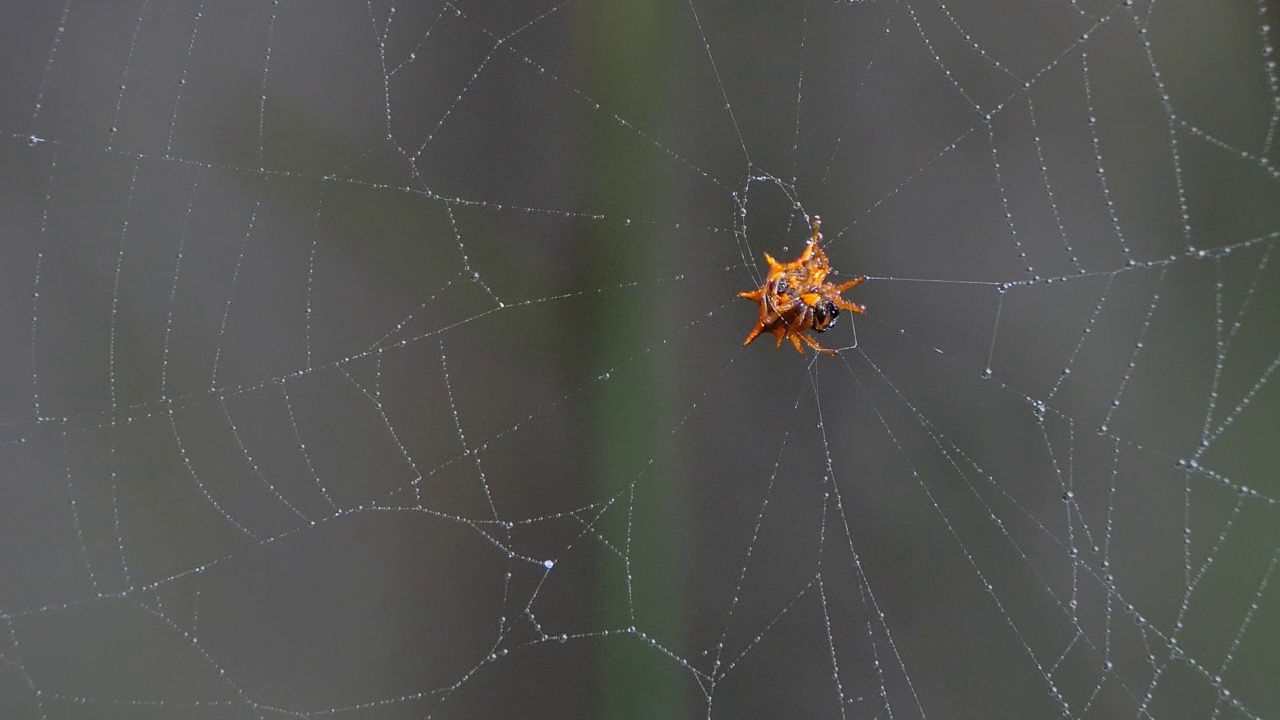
[[738, 216, 865, 356]]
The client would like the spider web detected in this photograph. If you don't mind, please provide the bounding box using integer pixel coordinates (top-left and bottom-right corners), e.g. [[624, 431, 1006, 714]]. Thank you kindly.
[[1, 0, 1278, 717]]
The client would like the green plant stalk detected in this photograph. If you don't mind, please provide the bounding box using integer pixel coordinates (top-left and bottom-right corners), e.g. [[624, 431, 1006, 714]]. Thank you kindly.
[[578, 1, 686, 716]]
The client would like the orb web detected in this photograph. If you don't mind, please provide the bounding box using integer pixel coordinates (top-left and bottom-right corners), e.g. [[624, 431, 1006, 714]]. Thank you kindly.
[[0, 0, 1277, 718]]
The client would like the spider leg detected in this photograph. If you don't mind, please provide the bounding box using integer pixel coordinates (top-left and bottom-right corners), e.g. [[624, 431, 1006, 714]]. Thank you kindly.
[[788, 331, 806, 354], [786, 299, 838, 356], [773, 325, 788, 347], [798, 331, 838, 356], [766, 294, 801, 315], [826, 279, 867, 314], [779, 305, 815, 354], [832, 297, 866, 314], [834, 276, 865, 292]]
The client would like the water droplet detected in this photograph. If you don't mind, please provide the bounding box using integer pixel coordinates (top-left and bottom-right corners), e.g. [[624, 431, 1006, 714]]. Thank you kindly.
[[543, 559, 555, 569]]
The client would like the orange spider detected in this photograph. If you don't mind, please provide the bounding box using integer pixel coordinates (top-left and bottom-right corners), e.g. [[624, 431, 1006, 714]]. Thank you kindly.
[[738, 216, 866, 356]]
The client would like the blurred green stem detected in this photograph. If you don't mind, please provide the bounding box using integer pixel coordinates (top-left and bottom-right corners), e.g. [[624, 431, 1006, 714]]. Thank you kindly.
[[578, 1, 685, 717]]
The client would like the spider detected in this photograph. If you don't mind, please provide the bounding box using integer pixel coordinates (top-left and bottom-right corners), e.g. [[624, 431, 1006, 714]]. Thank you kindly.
[[738, 216, 865, 356]]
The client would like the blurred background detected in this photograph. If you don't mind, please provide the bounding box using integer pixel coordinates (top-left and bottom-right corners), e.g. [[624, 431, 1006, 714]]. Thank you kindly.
[[1, 0, 1277, 717]]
